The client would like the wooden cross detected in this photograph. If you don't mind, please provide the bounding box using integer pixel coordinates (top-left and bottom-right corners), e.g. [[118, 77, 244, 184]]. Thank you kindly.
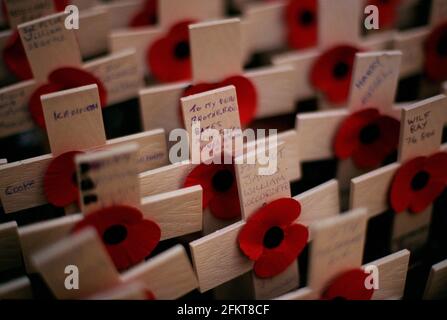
[[276, 209, 410, 300], [423, 258, 447, 300], [393, 0, 446, 93], [290, 50, 402, 193], [139, 18, 296, 134], [0, 84, 168, 214], [31, 228, 198, 299], [0, 276, 33, 300], [188, 141, 340, 298], [3, 141, 202, 276], [350, 94, 447, 252], [109, 0, 225, 76], [0, 11, 143, 139]]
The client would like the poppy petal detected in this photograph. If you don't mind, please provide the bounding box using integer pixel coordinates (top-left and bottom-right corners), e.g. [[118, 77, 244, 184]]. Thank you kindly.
[[390, 157, 427, 213], [44, 151, 84, 207], [253, 223, 309, 278], [208, 183, 241, 220], [367, 0, 401, 29], [73, 205, 161, 271], [334, 108, 380, 159], [410, 180, 445, 213], [2, 31, 33, 80], [129, 0, 157, 27], [424, 152, 447, 183], [321, 269, 374, 300], [285, 0, 318, 49], [48, 67, 108, 108]]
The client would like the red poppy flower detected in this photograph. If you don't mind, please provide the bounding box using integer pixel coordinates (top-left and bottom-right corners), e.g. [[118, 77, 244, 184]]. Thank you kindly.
[[321, 269, 374, 300], [44, 151, 84, 207], [2, 31, 33, 80], [367, 0, 401, 29], [182, 75, 257, 125], [129, 0, 157, 27], [424, 22, 447, 82], [73, 205, 161, 271], [310, 45, 361, 105], [183, 163, 241, 220], [238, 198, 309, 278], [29, 67, 107, 128], [148, 20, 195, 83], [334, 108, 400, 169], [390, 152, 447, 213], [285, 0, 317, 49]]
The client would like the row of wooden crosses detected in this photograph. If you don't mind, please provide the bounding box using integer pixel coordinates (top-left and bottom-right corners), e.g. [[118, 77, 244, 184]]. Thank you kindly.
[[0, 0, 446, 300]]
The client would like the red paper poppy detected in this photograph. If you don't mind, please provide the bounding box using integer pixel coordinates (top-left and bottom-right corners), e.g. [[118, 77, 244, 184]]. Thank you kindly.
[[183, 163, 241, 220], [2, 31, 33, 80], [310, 45, 361, 105], [129, 0, 157, 27], [367, 0, 401, 29], [182, 75, 257, 126], [148, 20, 195, 83], [334, 108, 400, 169], [238, 198, 309, 278], [285, 0, 317, 49], [390, 152, 447, 213], [44, 151, 84, 207], [73, 205, 161, 271], [321, 269, 374, 300], [29, 67, 107, 128], [424, 22, 447, 82], [144, 289, 156, 300]]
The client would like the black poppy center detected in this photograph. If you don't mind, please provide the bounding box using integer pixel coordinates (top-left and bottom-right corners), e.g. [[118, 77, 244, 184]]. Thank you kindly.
[[332, 61, 349, 79], [359, 123, 381, 145], [411, 171, 430, 191], [174, 41, 190, 60], [103, 225, 128, 245], [436, 32, 447, 57], [298, 9, 314, 26], [212, 169, 234, 193], [263, 226, 284, 249]]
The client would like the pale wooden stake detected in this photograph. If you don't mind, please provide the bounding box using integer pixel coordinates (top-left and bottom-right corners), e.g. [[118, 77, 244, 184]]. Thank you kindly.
[[4, 0, 55, 29], [0, 277, 33, 300], [0, 85, 168, 214], [190, 179, 340, 294], [423, 259, 447, 300]]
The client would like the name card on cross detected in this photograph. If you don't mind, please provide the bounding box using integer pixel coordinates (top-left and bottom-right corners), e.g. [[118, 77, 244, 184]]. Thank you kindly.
[[398, 95, 446, 162], [18, 11, 82, 81], [181, 85, 241, 153], [41, 84, 106, 156], [75, 143, 141, 215]]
